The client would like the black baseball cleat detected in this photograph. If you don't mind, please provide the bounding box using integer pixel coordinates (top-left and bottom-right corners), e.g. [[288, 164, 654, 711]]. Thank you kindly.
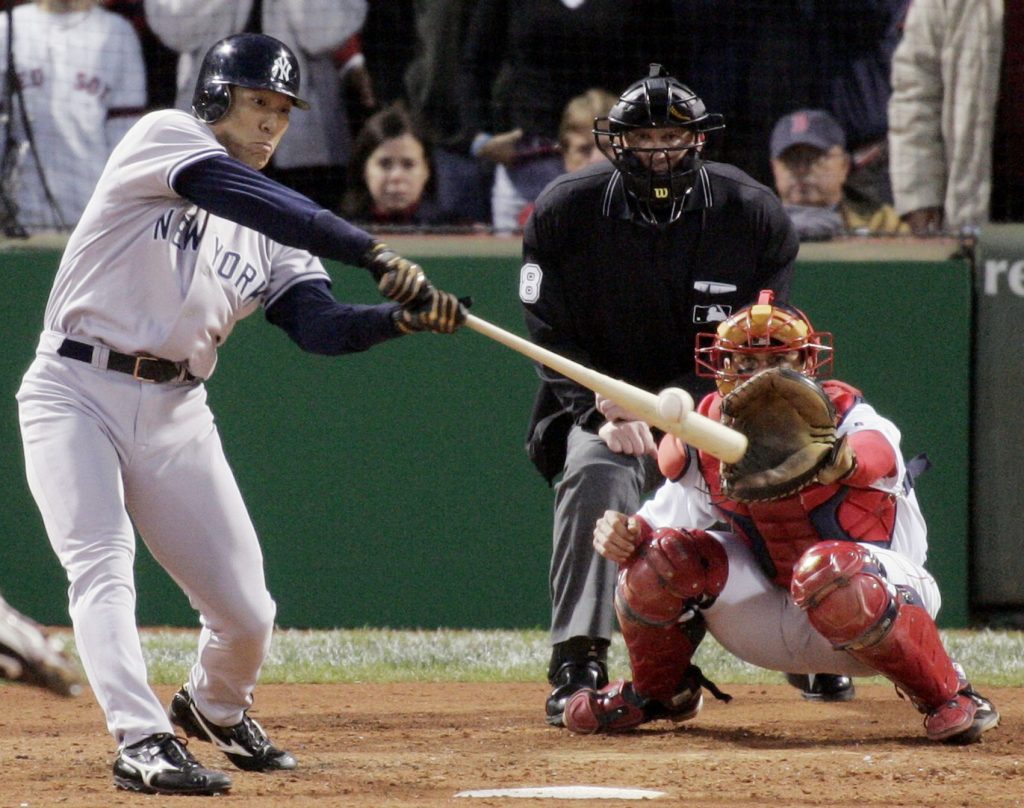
[[546, 660, 609, 727], [785, 673, 856, 702], [113, 733, 232, 795], [169, 685, 297, 772]]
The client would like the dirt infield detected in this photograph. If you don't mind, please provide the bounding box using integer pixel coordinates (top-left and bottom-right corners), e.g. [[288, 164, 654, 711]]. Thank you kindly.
[[1, 682, 1020, 807]]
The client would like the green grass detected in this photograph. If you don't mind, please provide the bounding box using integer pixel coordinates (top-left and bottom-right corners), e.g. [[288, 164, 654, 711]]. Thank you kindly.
[[45, 627, 1021, 688]]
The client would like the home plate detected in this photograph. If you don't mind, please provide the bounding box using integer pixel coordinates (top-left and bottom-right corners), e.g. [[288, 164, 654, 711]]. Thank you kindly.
[[454, 786, 667, 799]]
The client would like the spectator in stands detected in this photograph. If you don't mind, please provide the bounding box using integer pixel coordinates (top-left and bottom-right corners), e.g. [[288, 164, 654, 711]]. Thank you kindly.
[[100, 0, 178, 109], [144, 0, 366, 210], [325, 31, 383, 148], [457, 0, 678, 233], [991, 3, 1024, 222], [557, 88, 616, 174], [0, 0, 146, 234], [888, 0, 1010, 234], [820, 0, 910, 209], [512, 88, 617, 230], [403, 0, 493, 226], [677, 0, 908, 206], [770, 109, 907, 240], [339, 101, 451, 227], [359, 0, 416, 110]]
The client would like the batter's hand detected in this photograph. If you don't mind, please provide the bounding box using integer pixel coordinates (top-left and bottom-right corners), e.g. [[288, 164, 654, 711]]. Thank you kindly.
[[394, 291, 469, 334], [598, 419, 657, 456], [593, 511, 648, 564], [363, 243, 431, 306]]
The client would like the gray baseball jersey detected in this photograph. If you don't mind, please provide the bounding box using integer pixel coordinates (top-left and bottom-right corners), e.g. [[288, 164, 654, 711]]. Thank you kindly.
[[47, 109, 330, 378]]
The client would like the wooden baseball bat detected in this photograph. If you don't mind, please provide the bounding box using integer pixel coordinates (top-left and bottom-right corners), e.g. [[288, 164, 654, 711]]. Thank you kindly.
[[463, 314, 747, 463]]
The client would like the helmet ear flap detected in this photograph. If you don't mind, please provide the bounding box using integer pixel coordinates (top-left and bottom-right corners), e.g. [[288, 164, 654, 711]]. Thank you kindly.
[[193, 83, 232, 124]]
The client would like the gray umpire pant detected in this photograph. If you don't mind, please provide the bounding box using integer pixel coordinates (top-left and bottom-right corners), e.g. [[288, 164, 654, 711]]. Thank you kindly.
[[549, 426, 663, 646]]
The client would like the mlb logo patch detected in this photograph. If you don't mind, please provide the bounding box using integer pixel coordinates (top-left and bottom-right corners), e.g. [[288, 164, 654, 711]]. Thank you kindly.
[[693, 304, 731, 323]]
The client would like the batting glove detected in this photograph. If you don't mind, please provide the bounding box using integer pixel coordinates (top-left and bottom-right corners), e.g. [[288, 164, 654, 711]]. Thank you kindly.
[[393, 293, 470, 335], [363, 242, 431, 306]]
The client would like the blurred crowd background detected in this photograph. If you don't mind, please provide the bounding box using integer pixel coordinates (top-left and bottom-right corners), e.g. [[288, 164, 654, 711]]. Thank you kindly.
[[0, 0, 1019, 239]]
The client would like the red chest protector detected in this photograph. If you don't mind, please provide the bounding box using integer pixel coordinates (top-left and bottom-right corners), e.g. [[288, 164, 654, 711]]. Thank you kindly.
[[697, 384, 898, 588]]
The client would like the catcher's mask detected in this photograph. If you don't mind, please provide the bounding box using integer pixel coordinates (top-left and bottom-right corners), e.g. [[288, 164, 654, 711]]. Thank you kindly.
[[193, 33, 309, 124], [695, 290, 833, 394], [593, 64, 724, 226]]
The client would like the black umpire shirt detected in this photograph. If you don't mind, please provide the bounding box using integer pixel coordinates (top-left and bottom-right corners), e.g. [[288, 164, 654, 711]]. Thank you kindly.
[[521, 159, 798, 481]]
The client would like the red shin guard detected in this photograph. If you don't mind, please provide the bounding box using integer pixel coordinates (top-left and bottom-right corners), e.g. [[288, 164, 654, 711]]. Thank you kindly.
[[792, 541, 960, 710], [615, 528, 727, 703]]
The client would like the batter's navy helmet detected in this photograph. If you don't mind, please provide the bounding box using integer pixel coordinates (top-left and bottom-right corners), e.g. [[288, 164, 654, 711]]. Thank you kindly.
[[192, 33, 310, 124], [594, 64, 724, 224]]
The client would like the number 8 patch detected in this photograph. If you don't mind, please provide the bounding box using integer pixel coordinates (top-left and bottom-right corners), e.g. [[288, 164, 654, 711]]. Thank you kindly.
[[519, 263, 542, 303]]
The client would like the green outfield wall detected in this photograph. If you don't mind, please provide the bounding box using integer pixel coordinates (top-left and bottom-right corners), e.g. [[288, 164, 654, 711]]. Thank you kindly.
[[0, 236, 972, 629]]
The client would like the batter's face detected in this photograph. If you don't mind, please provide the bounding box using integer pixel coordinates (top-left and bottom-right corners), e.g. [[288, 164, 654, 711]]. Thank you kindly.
[[363, 133, 431, 214], [772, 144, 850, 207], [211, 87, 293, 170]]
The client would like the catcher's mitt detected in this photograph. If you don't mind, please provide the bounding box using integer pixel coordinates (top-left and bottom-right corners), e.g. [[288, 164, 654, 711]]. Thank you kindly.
[[719, 367, 837, 502]]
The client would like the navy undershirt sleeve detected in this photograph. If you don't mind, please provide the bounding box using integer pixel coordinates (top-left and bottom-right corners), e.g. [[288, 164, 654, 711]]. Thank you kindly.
[[266, 279, 403, 355], [173, 154, 376, 266]]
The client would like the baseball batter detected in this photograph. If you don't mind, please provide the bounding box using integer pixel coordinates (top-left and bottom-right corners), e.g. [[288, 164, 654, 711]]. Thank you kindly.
[[561, 293, 999, 745], [16, 33, 465, 796]]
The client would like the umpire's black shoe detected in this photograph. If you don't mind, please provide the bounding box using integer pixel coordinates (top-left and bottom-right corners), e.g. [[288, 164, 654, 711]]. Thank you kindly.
[[113, 733, 232, 795], [169, 685, 297, 772], [785, 673, 856, 702], [546, 660, 609, 727]]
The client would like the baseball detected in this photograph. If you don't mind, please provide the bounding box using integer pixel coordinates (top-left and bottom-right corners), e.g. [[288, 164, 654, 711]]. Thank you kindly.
[[656, 387, 694, 424]]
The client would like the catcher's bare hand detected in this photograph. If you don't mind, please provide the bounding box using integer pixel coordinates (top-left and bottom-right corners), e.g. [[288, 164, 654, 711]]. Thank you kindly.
[[593, 511, 643, 564], [363, 243, 431, 306], [598, 420, 657, 456], [393, 291, 468, 334]]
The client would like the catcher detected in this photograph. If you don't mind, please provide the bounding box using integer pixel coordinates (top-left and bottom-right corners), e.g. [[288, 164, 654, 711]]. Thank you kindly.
[[563, 291, 1000, 744]]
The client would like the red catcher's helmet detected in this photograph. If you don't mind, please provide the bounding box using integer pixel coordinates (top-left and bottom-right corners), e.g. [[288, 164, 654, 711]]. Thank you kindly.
[[695, 290, 833, 394]]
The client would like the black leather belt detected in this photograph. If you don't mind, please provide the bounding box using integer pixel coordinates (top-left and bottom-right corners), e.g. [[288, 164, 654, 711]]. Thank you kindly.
[[57, 339, 193, 384]]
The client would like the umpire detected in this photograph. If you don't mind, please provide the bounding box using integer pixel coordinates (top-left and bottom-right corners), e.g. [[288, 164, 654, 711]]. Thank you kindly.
[[522, 65, 799, 726]]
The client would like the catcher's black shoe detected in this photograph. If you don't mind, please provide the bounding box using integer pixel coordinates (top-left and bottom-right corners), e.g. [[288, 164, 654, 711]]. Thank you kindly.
[[785, 673, 856, 702], [113, 733, 232, 795], [169, 686, 297, 772]]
